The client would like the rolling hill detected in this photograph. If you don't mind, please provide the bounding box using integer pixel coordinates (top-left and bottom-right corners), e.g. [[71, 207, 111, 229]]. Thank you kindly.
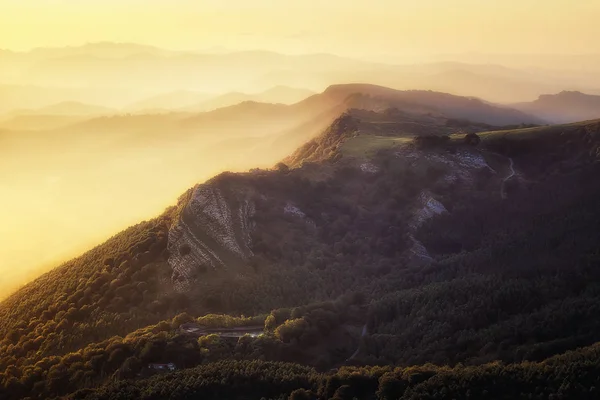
[[1, 89, 600, 399], [316, 83, 544, 125], [513, 90, 600, 123], [0, 114, 90, 131], [185, 86, 316, 112], [125, 91, 214, 112], [0, 83, 154, 113]]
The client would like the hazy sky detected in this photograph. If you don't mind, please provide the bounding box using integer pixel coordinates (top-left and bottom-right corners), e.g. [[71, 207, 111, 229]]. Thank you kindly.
[[1, 0, 599, 57]]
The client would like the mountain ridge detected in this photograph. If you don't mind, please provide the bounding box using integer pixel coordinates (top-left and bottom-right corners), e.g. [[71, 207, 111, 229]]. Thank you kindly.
[[319, 83, 544, 125], [2, 88, 600, 399], [513, 90, 600, 123]]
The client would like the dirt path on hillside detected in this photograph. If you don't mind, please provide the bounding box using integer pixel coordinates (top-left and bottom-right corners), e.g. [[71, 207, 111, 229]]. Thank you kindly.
[[501, 157, 515, 199], [346, 324, 368, 361]]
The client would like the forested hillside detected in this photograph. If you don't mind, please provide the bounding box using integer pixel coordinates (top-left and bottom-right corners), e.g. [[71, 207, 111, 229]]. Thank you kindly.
[[75, 348, 600, 400], [1, 105, 600, 399]]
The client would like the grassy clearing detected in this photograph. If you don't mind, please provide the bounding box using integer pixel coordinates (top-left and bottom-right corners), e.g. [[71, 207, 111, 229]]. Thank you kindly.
[[478, 119, 599, 142], [340, 134, 411, 158]]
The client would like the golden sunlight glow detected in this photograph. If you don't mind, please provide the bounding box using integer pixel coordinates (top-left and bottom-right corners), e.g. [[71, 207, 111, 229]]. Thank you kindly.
[[1, 0, 599, 56], [1, 0, 599, 298]]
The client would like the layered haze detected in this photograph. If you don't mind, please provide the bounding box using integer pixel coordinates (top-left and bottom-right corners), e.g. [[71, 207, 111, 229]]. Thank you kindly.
[[2, 0, 600, 297]]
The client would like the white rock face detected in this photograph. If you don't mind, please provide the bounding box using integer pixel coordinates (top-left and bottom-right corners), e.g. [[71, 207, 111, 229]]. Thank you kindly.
[[396, 147, 494, 183], [454, 150, 491, 170], [406, 191, 447, 265], [411, 191, 448, 229], [168, 183, 255, 292], [284, 202, 306, 218], [360, 162, 379, 173], [407, 233, 433, 263], [394, 145, 498, 266]]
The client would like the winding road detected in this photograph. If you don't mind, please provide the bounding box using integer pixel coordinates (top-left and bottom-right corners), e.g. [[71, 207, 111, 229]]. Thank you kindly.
[[500, 157, 515, 199], [181, 324, 264, 338]]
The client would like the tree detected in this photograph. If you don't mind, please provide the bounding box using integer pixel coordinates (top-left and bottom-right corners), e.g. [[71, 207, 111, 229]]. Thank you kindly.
[[265, 314, 277, 332], [289, 388, 313, 400], [464, 133, 481, 146], [275, 318, 309, 343], [117, 356, 141, 380], [275, 162, 290, 174], [171, 312, 194, 329]]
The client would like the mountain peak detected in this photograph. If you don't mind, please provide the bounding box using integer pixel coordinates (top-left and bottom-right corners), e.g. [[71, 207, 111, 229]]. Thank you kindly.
[[324, 83, 397, 96], [320, 84, 541, 125], [540, 90, 586, 99]]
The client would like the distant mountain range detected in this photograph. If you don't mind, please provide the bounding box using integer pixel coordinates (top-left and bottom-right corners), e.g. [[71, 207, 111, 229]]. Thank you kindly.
[[126, 86, 316, 114], [184, 86, 316, 112], [0, 83, 156, 113], [6, 101, 115, 116], [0, 101, 117, 129], [126, 91, 214, 112], [1, 83, 543, 127], [2, 42, 600, 111]]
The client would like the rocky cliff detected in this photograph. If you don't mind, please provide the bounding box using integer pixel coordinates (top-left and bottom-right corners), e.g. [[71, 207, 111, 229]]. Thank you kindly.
[[167, 179, 256, 292]]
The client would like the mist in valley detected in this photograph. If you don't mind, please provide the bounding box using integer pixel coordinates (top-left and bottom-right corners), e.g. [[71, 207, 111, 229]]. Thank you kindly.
[[0, 93, 344, 297], [2, 0, 600, 298]]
